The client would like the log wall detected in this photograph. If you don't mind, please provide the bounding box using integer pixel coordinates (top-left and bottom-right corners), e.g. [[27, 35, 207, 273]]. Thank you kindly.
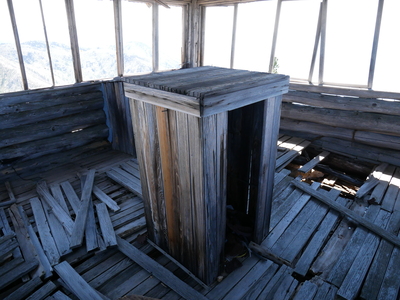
[[0, 83, 110, 181], [280, 85, 400, 166]]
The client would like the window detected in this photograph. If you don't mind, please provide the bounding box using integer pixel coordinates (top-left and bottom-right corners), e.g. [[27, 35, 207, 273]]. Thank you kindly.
[[203, 6, 234, 68], [234, 1, 276, 72], [122, 1, 152, 75], [324, 0, 377, 86], [13, 0, 53, 89], [74, 0, 117, 80], [41, 0, 75, 86], [373, 0, 400, 92], [159, 5, 183, 71], [276, 0, 320, 80], [0, 1, 23, 93]]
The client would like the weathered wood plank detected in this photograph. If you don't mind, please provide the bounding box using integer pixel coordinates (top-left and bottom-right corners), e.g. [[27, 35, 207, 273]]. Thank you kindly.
[[292, 180, 400, 248], [0, 259, 39, 290], [54, 261, 106, 300], [381, 167, 400, 212], [356, 163, 388, 198], [30, 197, 60, 265], [93, 185, 120, 212], [3, 276, 42, 300], [0, 234, 17, 261], [106, 168, 143, 198], [96, 203, 117, 248], [298, 151, 330, 173], [292, 281, 318, 300], [60, 180, 81, 214], [366, 165, 396, 204], [117, 236, 208, 300], [70, 169, 96, 248], [25, 280, 57, 300]]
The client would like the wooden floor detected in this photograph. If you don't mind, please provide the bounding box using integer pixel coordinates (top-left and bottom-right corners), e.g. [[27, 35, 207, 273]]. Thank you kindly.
[[1, 136, 400, 300]]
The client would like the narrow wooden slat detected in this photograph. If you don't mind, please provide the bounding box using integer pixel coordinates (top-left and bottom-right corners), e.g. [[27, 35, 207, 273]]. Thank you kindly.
[[292, 281, 318, 300], [26, 280, 57, 300], [380, 167, 400, 212], [3, 276, 42, 300], [106, 168, 142, 197], [85, 198, 99, 252], [356, 163, 388, 198], [36, 182, 74, 235], [366, 165, 396, 204], [47, 290, 72, 300], [368, 0, 384, 88], [117, 236, 208, 300], [298, 151, 330, 173], [70, 169, 96, 248], [0, 260, 39, 290], [0, 234, 17, 261], [96, 203, 117, 248], [93, 185, 120, 212], [60, 181, 81, 214], [49, 184, 69, 214], [30, 197, 60, 265], [54, 261, 106, 300]]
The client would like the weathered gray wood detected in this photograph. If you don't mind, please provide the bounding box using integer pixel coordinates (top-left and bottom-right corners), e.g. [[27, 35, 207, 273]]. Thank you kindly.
[[0, 256, 23, 275], [380, 168, 400, 212], [70, 169, 96, 248], [256, 264, 291, 299], [93, 185, 120, 212], [54, 261, 107, 300], [125, 83, 200, 117], [366, 165, 396, 204], [0, 259, 39, 290], [356, 163, 388, 198], [96, 203, 117, 248], [0, 234, 17, 261], [37, 182, 74, 235], [0, 110, 106, 149], [106, 168, 142, 198], [60, 180, 81, 214], [47, 290, 72, 300], [26, 280, 57, 300], [85, 198, 99, 252], [49, 184, 69, 214], [294, 196, 349, 276], [152, 3, 159, 71], [292, 281, 318, 300], [3, 276, 42, 300], [377, 242, 400, 300], [113, 0, 123, 76], [281, 102, 400, 137], [338, 209, 391, 299], [248, 242, 292, 267], [117, 236, 208, 300], [298, 151, 330, 173], [30, 197, 60, 265], [292, 180, 400, 248]]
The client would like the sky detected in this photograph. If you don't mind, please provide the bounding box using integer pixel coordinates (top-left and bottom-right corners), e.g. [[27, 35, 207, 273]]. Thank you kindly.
[[0, 0, 399, 92]]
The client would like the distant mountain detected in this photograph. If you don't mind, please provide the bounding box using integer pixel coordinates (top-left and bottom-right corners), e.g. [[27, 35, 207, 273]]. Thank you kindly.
[[0, 40, 180, 94]]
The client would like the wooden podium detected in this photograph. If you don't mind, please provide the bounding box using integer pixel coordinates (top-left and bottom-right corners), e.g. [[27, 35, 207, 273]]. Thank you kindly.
[[124, 66, 289, 284]]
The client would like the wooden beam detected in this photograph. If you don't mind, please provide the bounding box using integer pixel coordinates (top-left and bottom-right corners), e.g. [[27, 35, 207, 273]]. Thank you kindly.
[[318, 0, 328, 85], [368, 0, 384, 89], [269, 0, 282, 73], [64, 0, 82, 82], [114, 0, 124, 77], [152, 3, 159, 72], [230, 3, 238, 69], [291, 180, 400, 248], [117, 236, 209, 300], [7, 0, 28, 90]]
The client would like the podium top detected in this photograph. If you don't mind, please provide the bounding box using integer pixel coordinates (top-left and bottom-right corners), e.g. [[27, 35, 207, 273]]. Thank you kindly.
[[124, 66, 289, 117]]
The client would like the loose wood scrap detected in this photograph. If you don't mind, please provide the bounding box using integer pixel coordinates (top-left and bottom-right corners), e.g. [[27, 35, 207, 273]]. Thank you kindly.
[[292, 180, 400, 248], [93, 185, 120, 212], [248, 241, 292, 267], [117, 236, 209, 300], [70, 169, 96, 248], [365, 164, 396, 204], [96, 203, 117, 248], [0, 181, 16, 207], [54, 261, 108, 300], [298, 151, 330, 173], [356, 162, 388, 198]]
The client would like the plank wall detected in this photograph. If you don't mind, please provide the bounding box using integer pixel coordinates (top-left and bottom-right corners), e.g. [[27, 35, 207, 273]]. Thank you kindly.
[[280, 85, 400, 166], [0, 83, 111, 182]]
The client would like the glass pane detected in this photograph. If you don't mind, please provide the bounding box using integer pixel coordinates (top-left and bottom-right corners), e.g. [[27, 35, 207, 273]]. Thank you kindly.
[[324, 0, 377, 86], [234, 1, 276, 72], [373, 0, 400, 93], [74, 0, 117, 80], [159, 5, 182, 71], [122, 1, 152, 75], [276, 1, 320, 79], [13, 0, 53, 89], [0, 1, 23, 93], [204, 6, 234, 68], [41, 0, 75, 86]]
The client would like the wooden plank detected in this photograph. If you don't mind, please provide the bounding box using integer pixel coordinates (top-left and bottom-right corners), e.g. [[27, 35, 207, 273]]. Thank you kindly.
[[356, 163, 388, 198], [0, 234, 17, 261], [36, 182, 74, 235], [377, 241, 400, 299], [360, 210, 400, 299], [93, 185, 120, 212], [60, 180, 81, 214], [3, 276, 42, 300], [292, 281, 318, 300], [241, 263, 280, 300], [113, 0, 123, 76], [0, 259, 39, 290], [96, 203, 117, 248], [380, 167, 400, 212], [0, 256, 24, 275], [298, 151, 330, 173], [85, 198, 99, 252], [30, 197, 60, 265], [124, 83, 200, 117], [70, 169, 96, 248], [54, 261, 106, 300], [47, 290, 72, 300], [49, 184, 69, 214], [117, 236, 208, 300], [255, 264, 291, 299], [106, 168, 142, 198], [26, 280, 57, 300], [366, 165, 396, 204], [292, 180, 400, 248], [337, 209, 391, 299]]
